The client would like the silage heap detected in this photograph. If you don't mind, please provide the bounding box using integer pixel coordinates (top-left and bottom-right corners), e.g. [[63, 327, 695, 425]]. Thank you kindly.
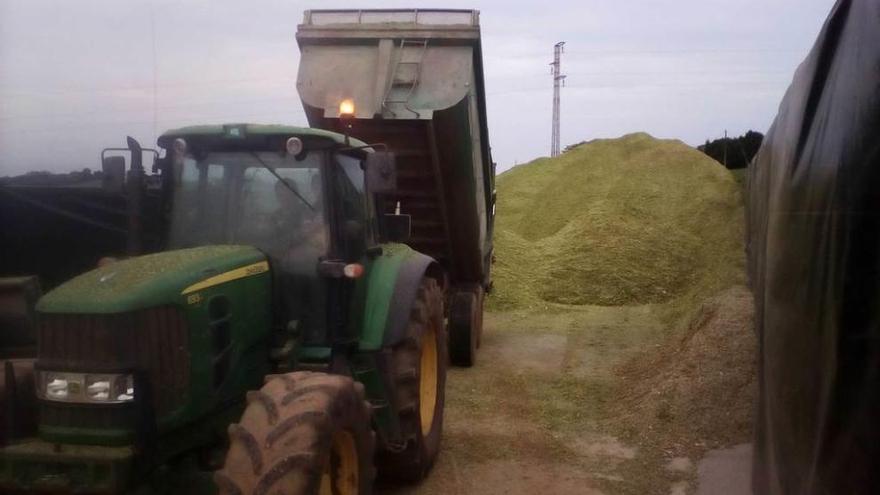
[[491, 132, 744, 310]]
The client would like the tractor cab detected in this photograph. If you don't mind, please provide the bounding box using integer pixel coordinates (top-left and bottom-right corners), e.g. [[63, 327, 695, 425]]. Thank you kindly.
[[157, 124, 382, 344], [160, 124, 378, 258]]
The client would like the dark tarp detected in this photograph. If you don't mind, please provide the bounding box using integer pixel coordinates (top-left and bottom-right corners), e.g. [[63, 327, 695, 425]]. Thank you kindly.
[[747, 0, 880, 493]]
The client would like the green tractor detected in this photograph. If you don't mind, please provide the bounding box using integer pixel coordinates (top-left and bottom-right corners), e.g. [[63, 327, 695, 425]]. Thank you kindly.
[[0, 8, 496, 493], [0, 124, 449, 494]]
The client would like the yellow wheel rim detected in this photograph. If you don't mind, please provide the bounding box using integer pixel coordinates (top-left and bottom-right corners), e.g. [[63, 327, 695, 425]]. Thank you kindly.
[[419, 324, 439, 436], [318, 429, 359, 495]]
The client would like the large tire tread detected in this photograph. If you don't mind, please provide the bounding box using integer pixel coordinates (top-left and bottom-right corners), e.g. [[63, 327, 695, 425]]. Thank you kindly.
[[377, 277, 447, 482], [216, 371, 375, 495]]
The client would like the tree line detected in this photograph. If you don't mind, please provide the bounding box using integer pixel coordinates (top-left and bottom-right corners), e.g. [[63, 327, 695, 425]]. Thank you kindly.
[[698, 131, 763, 169]]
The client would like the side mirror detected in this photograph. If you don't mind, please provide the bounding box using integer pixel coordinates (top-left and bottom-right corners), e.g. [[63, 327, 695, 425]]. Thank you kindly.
[[100, 137, 159, 191], [102, 156, 126, 193], [382, 213, 411, 243], [365, 151, 397, 194]]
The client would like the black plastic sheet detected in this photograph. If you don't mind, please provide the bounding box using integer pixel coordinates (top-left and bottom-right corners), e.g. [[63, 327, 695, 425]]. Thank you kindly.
[[747, 1, 880, 493]]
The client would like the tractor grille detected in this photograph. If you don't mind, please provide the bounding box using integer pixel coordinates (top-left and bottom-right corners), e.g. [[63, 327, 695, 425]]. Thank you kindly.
[[37, 306, 190, 417], [40, 402, 135, 431]]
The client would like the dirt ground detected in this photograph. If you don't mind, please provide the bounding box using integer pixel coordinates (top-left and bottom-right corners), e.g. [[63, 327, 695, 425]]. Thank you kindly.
[[380, 287, 755, 495]]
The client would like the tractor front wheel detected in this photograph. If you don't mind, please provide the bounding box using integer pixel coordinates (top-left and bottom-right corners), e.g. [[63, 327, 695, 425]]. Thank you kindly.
[[215, 372, 375, 495], [377, 276, 447, 481]]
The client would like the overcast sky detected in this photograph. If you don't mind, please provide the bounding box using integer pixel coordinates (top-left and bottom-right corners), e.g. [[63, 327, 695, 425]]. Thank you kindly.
[[0, 0, 833, 176]]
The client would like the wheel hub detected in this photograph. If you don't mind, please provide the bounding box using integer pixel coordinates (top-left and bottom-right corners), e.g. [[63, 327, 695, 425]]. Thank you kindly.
[[319, 429, 359, 495], [419, 325, 439, 436]]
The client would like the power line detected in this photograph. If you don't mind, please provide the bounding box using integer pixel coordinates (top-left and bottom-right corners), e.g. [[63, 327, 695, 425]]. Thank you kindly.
[[0, 72, 789, 126], [0, 68, 790, 121], [148, 0, 159, 148], [550, 41, 566, 157], [0, 76, 299, 96], [0, 45, 804, 104], [0, 108, 308, 137], [563, 47, 803, 55], [487, 77, 788, 97], [0, 65, 789, 97], [0, 94, 305, 122], [0, 64, 792, 107]]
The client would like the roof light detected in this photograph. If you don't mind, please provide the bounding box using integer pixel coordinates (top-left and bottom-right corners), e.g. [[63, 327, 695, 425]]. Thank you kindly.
[[339, 99, 355, 117], [172, 138, 187, 156], [224, 124, 246, 138], [286, 137, 303, 155]]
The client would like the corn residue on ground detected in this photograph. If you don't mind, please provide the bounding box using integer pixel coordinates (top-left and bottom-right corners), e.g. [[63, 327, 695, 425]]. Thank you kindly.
[[385, 134, 755, 494]]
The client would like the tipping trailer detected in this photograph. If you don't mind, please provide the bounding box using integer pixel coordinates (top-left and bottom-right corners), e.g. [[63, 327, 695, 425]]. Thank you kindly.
[[296, 9, 496, 366]]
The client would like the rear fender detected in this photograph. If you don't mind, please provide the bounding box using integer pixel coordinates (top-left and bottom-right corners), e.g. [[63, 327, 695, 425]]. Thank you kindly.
[[358, 244, 441, 351]]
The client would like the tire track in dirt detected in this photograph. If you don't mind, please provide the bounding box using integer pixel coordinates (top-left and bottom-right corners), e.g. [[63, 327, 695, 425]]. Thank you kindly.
[[382, 306, 666, 495]]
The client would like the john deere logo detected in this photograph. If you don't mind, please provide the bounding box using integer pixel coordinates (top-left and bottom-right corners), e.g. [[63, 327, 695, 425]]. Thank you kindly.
[[181, 261, 269, 295]]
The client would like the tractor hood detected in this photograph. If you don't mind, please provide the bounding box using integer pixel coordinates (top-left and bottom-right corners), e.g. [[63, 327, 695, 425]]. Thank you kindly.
[[37, 245, 268, 314]]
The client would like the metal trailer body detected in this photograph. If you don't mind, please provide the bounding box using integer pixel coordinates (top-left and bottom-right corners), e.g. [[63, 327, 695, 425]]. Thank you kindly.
[[295, 9, 495, 293]]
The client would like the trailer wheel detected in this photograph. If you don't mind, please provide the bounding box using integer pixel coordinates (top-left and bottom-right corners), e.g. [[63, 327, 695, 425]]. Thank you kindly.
[[377, 276, 447, 481], [448, 285, 484, 367], [215, 372, 375, 495], [475, 286, 485, 349]]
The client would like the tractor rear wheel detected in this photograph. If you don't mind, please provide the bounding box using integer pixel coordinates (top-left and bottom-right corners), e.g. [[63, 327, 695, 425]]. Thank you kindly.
[[448, 285, 484, 367], [377, 276, 447, 481], [215, 372, 375, 495]]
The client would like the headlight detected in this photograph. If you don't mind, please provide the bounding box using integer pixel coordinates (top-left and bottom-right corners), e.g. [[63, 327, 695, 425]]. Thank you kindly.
[[37, 371, 134, 404]]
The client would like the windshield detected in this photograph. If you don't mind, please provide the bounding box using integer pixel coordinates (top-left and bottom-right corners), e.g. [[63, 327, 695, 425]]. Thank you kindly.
[[168, 150, 328, 262]]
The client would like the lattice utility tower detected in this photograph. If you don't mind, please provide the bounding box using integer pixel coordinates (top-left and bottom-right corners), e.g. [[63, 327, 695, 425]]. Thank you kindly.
[[550, 41, 566, 157]]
